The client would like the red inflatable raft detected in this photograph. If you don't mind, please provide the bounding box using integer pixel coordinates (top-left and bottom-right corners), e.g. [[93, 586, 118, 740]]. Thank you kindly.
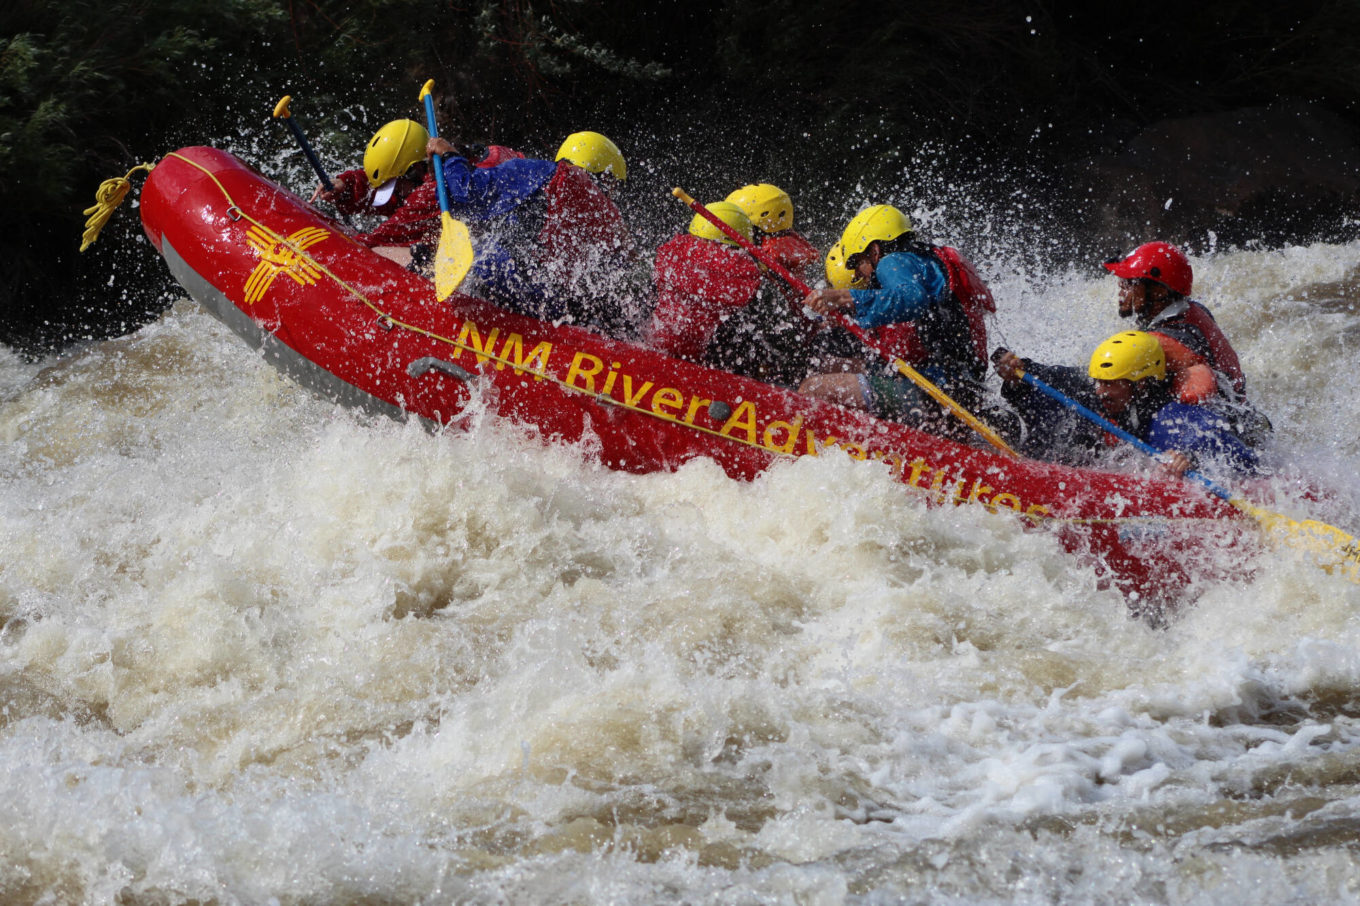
[[138, 146, 1256, 605]]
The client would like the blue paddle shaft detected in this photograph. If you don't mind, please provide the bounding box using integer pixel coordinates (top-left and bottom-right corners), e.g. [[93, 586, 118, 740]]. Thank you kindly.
[[284, 116, 333, 192], [422, 92, 453, 214], [1018, 371, 1229, 500]]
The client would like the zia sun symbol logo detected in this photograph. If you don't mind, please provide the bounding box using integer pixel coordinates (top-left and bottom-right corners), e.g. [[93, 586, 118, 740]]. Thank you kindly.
[[243, 225, 329, 304]]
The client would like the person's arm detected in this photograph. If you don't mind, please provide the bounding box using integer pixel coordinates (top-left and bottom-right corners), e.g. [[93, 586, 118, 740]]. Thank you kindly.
[[1153, 331, 1218, 404], [802, 287, 855, 316], [1148, 402, 1259, 477], [847, 254, 948, 328], [992, 354, 1106, 463], [763, 233, 821, 279], [312, 169, 369, 215], [801, 255, 946, 326], [1156, 451, 1195, 478], [992, 350, 1025, 384], [425, 137, 479, 210], [433, 151, 557, 219], [426, 136, 469, 159]]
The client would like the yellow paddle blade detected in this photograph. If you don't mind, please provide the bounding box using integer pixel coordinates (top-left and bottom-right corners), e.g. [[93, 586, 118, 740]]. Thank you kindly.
[[434, 212, 473, 301], [1229, 497, 1360, 582]]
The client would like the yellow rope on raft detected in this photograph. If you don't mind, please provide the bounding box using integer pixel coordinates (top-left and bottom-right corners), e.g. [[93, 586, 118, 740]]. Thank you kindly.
[[80, 162, 156, 252]]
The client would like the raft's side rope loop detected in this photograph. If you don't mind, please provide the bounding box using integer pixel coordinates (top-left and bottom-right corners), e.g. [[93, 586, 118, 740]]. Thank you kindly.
[[80, 162, 156, 252]]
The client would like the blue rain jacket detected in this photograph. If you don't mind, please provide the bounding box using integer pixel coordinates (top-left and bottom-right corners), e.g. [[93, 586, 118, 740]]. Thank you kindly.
[[847, 251, 950, 329]]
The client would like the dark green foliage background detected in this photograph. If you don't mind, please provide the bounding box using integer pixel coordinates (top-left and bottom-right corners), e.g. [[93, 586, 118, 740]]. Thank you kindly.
[[4, 0, 1359, 353]]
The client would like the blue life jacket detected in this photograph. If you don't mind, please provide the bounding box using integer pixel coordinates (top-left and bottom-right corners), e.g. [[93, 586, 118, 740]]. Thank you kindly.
[[439, 156, 558, 220], [438, 156, 565, 319], [1147, 401, 1259, 475]]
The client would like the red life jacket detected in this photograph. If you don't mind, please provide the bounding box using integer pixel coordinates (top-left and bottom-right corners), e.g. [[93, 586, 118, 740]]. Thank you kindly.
[[1146, 299, 1246, 396], [327, 168, 376, 217], [354, 173, 441, 248], [477, 145, 526, 168], [536, 161, 633, 275], [867, 245, 994, 376], [758, 231, 821, 295], [647, 233, 762, 362]]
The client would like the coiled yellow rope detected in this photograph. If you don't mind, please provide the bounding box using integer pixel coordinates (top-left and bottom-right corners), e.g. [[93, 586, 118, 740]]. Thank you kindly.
[[80, 162, 156, 252]]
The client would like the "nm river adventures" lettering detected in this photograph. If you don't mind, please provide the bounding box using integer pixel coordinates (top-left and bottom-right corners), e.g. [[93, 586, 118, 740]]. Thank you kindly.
[[447, 317, 1050, 519]]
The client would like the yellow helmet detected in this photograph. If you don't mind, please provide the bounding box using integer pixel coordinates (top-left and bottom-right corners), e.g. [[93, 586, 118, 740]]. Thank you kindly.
[[364, 119, 429, 188], [839, 204, 914, 259], [556, 131, 627, 181], [688, 202, 752, 246], [1088, 331, 1167, 382], [825, 241, 863, 289], [725, 183, 793, 234]]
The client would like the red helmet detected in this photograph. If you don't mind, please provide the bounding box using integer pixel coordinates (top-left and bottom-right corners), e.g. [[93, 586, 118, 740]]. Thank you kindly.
[[1103, 242, 1192, 296]]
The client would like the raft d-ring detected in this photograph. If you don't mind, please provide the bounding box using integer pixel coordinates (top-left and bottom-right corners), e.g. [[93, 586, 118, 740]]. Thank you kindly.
[[227, 206, 243, 222], [407, 357, 476, 383], [377, 315, 395, 331]]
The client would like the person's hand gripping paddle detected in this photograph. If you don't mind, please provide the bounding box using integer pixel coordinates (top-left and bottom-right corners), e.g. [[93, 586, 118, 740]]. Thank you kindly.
[[272, 95, 352, 226], [1008, 356, 1360, 583]]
